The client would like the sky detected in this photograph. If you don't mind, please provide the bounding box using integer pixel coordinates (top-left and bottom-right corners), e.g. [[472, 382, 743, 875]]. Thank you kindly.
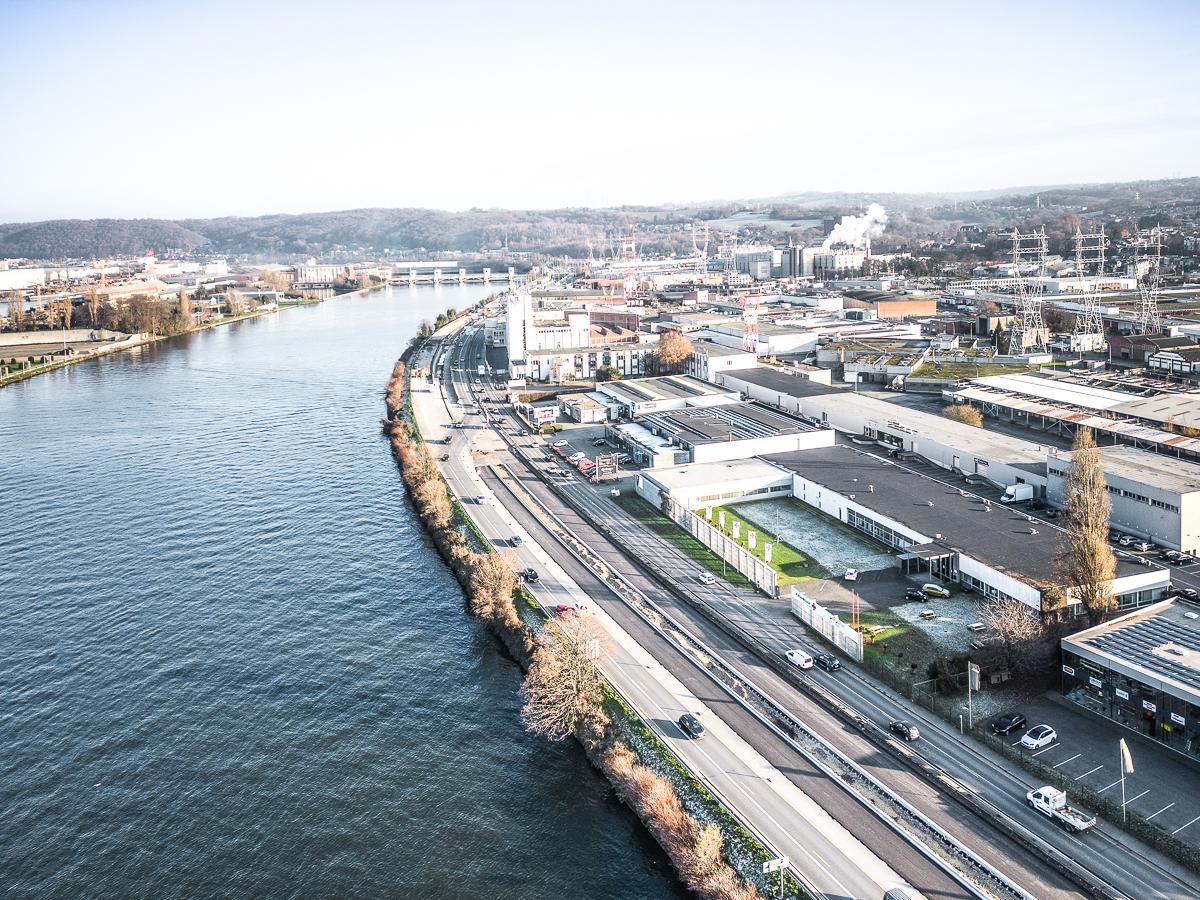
[[2, 0, 1198, 222]]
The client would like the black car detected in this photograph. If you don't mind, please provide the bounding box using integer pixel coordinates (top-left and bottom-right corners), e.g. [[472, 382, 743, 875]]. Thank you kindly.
[[677, 713, 705, 739], [1181, 587, 1200, 601], [440, 453, 450, 461], [889, 720, 920, 741], [991, 712, 1027, 735], [904, 588, 927, 603], [814, 653, 841, 672], [523, 568, 540, 583]]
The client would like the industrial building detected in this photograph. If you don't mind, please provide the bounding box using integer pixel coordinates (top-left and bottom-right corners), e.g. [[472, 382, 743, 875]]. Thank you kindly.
[[634, 458, 794, 509], [1048, 446, 1200, 553], [764, 445, 1168, 615], [632, 402, 835, 464], [687, 340, 757, 382], [1061, 599, 1200, 761], [716, 366, 1052, 492], [596, 376, 741, 418]]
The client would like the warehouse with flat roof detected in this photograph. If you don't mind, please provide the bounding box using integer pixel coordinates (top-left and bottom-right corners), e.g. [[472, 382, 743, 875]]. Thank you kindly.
[[764, 445, 1167, 614], [627, 402, 835, 464], [1062, 599, 1200, 761], [597, 375, 741, 417]]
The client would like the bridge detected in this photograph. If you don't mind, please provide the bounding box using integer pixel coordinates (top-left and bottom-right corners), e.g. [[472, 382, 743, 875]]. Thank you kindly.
[[386, 266, 523, 286]]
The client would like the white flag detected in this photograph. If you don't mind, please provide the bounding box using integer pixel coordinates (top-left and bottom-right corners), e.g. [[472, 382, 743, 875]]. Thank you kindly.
[[1120, 738, 1135, 775]]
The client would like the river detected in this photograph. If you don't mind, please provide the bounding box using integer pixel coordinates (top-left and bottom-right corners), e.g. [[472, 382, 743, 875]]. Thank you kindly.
[[0, 285, 684, 899]]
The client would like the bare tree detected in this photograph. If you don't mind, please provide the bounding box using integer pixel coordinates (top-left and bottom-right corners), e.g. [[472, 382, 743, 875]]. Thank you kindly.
[[520, 616, 609, 743], [655, 330, 694, 372], [1057, 428, 1117, 625], [980, 596, 1055, 674], [942, 403, 983, 427]]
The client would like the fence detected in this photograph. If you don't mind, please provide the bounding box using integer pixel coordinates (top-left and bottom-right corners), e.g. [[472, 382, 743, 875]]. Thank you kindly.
[[665, 498, 778, 597], [790, 589, 864, 662]]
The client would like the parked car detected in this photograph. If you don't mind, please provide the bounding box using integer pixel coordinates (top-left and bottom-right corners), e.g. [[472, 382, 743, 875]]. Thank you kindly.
[[1160, 549, 1178, 561], [699, 572, 716, 585], [843, 568, 859, 581], [920, 583, 950, 598], [814, 652, 841, 672], [1021, 724, 1057, 749], [1133, 541, 1153, 552], [567, 452, 586, 463], [991, 712, 1027, 735], [889, 721, 920, 741], [785, 649, 814, 669], [553, 439, 569, 447], [1180, 587, 1200, 601], [677, 713, 705, 739], [904, 588, 928, 603], [1118, 535, 1134, 547]]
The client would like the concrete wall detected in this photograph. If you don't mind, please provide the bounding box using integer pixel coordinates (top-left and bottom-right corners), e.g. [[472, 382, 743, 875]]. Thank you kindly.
[[0, 329, 128, 347]]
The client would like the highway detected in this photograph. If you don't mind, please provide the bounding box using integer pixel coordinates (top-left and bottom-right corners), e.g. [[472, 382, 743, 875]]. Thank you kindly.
[[412, 322, 946, 899]]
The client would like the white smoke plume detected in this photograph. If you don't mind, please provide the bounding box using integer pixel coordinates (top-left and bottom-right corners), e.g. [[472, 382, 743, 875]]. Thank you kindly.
[[822, 203, 888, 250]]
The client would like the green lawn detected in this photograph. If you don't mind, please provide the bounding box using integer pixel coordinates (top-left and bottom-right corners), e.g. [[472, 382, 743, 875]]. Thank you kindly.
[[913, 361, 1040, 379], [613, 494, 753, 588], [711, 505, 826, 586]]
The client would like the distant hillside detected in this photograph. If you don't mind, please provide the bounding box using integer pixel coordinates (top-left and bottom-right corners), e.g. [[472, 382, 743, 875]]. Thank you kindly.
[[2, 175, 1196, 260]]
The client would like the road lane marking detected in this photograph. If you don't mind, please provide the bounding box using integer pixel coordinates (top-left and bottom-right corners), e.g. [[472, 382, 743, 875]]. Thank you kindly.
[[1147, 802, 1176, 820], [1097, 779, 1123, 793], [1075, 764, 1103, 780], [1032, 743, 1060, 757], [1172, 813, 1200, 835], [1052, 753, 1081, 768], [1122, 789, 1150, 807]]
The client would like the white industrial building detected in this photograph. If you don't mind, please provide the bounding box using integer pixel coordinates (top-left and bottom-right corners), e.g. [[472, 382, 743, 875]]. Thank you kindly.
[[633, 403, 836, 465], [597, 376, 741, 418], [634, 458, 795, 509], [688, 340, 758, 382], [1048, 446, 1200, 554], [765, 446, 1168, 616]]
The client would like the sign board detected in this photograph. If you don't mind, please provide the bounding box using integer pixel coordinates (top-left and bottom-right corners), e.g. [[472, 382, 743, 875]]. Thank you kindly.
[[1062, 665, 1075, 676], [1143, 700, 1157, 713], [1172, 712, 1186, 726], [1088, 676, 1103, 689], [1115, 688, 1130, 700], [595, 453, 620, 478], [968, 662, 981, 692], [532, 406, 558, 425], [762, 857, 788, 874]]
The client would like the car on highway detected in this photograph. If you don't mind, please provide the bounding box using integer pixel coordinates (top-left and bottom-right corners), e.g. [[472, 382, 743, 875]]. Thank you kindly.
[[785, 649, 814, 669], [1020, 724, 1057, 749], [511, 535, 524, 547], [553, 440, 569, 447], [523, 568, 540, 583], [440, 453, 450, 461], [475, 495, 486, 504], [904, 588, 927, 603], [843, 568, 859, 581], [920, 583, 950, 598], [698, 572, 716, 585], [991, 712, 1027, 735], [814, 652, 841, 672], [889, 721, 920, 741], [677, 713, 705, 739]]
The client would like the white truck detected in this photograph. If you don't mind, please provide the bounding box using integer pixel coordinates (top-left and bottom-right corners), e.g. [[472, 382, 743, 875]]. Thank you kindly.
[[1026, 786, 1096, 833], [1001, 483, 1035, 503]]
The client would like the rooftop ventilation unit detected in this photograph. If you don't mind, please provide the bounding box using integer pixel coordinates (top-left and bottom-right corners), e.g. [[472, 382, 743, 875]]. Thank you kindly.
[[868, 485, 875, 492]]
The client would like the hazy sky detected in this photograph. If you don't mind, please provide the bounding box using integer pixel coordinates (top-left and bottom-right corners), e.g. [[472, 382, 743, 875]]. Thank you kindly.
[[3, 0, 1198, 221]]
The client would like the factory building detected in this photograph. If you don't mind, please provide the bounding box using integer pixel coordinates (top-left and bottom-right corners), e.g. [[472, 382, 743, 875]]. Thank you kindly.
[[688, 340, 758, 382], [764, 445, 1167, 615], [1048, 446, 1200, 554], [1061, 599, 1200, 762], [632, 402, 835, 465], [597, 376, 741, 418], [634, 458, 795, 510]]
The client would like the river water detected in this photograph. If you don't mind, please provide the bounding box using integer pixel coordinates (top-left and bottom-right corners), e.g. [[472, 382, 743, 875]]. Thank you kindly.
[[0, 286, 683, 899]]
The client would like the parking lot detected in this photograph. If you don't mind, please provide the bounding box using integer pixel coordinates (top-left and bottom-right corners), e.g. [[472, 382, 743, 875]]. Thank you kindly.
[[995, 694, 1200, 843]]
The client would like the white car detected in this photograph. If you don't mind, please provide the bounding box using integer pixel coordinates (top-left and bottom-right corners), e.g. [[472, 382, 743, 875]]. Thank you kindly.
[[785, 649, 814, 669], [1020, 724, 1057, 750], [698, 572, 716, 585], [553, 440, 569, 447], [843, 568, 859, 581], [567, 452, 586, 463]]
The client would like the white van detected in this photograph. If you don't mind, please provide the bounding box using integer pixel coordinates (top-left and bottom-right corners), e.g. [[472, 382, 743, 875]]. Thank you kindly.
[[785, 649, 814, 669]]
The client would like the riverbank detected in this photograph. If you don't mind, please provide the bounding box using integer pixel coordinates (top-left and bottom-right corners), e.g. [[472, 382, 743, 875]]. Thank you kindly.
[[0, 282, 387, 390], [383, 350, 772, 900]]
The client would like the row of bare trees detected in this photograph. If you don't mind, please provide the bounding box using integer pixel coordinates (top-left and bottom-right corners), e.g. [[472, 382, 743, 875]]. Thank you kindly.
[[383, 357, 757, 899]]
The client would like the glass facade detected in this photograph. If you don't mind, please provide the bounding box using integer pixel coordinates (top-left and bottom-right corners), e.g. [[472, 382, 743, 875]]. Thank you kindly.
[[1062, 649, 1200, 761]]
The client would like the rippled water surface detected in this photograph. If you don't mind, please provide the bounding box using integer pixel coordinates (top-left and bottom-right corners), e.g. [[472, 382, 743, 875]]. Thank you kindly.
[[0, 287, 682, 899]]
